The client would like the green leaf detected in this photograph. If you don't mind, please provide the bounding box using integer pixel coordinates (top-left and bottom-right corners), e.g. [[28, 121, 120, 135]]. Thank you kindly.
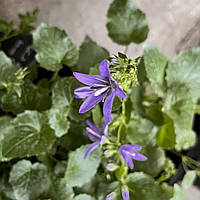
[[170, 184, 184, 200], [59, 122, 89, 151], [106, 0, 149, 45], [157, 122, 176, 150], [1, 81, 51, 115], [52, 77, 76, 108], [163, 86, 194, 131], [163, 86, 196, 150], [0, 164, 16, 200], [182, 170, 196, 189], [33, 23, 78, 71], [145, 104, 170, 126], [144, 46, 168, 97], [134, 145, 166, 177], [65, 145, 101, 187], [9, 160, 49, 200], [47, 107, 70, 138], [92, 104, 103, 127], [125, 172, 171, 200], [49, 177, 74, 200], [127, 117, 158, 147], [18, 8, 39, 34], [74, 194, 94, 200], [0, 116, 13, 161], [68, 98, 91, 122], [0, 51, 16, 90], [0, 19, 13, 35], [77, 36, 109, 73], [130, 85, 145, 116], [166, 48, 200, 101], [1, 111, 56, 160]]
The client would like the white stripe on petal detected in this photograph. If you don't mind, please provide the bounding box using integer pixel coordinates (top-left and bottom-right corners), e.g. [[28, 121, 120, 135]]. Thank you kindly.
[[87, 127, 101, 138], [95, 77, 108, 83], [93, 83, 108, 87], [94, 87, 109, 96]]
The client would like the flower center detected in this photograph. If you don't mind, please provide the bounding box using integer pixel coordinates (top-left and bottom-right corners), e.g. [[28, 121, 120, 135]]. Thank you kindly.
[[93, 77, 117, 98]]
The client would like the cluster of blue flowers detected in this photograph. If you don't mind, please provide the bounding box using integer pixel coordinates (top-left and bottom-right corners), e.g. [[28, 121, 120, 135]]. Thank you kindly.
[[74, 60, 147, 200]]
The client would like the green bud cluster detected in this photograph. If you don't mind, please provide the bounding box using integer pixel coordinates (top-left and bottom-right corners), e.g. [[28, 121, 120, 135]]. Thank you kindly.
[[109, 52, 139, 91]]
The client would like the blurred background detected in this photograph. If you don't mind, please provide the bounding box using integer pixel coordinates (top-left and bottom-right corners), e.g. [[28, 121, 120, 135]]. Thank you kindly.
[[0, 0, 200, 199], [1, 0, 200, 59]]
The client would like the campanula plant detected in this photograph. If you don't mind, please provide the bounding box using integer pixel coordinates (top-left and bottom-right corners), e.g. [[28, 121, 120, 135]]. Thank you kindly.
[[0, 0, 200, 199]]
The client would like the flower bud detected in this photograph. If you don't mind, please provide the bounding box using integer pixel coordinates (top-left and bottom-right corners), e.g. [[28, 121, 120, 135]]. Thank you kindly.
[[103, 150, 116, 158], [106, 163, 119, 171], [106, 192, 115, 200]]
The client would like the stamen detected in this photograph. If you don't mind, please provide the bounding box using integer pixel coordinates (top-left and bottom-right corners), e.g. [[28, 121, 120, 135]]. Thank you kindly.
[[87, 127, 101, 138], [94, 87, 109, 96]]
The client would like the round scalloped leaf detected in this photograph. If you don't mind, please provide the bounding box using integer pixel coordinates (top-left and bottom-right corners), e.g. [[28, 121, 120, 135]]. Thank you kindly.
[[125, 172, 171, 200], [1, 110, 56, 160], [9, 160, 49, 200], [106, 0, 149, 45], [65, 145, 101, 187], [33, 23, 78, 71]]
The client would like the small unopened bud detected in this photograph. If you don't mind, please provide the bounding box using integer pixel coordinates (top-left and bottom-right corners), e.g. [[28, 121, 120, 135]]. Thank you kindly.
[[106, 163, 119, 171], [106, 192, 115, 200], [110, 57, 119, 65], [104, 150, 116, 158]]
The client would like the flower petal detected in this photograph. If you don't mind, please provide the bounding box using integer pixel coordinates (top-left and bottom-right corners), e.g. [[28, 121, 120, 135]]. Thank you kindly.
[[79, 92, 105, 113], [103, 92, 115, 124], [120, 144, 142, 152], [132, 152, 147, 161], [94, 86, 109, 96], [103, 121, 110, 136], [84, 141, 100, 159], [100, 135, 106, 144], [86, 127, 101, 142], [121, 186, 130, 200], [115, 85, 126, 98], [73, 72, 107, 87], [74, 86, 93, 98], [99, 60, 111, 78], [86, 120, 103, 135], [120, 148, 134, 169]]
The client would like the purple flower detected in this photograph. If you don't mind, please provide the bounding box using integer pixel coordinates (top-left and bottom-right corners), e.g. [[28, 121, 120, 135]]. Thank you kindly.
[[119, 144, 147, 169], [84, 120, 107, 159], [73, 60, 126, 124], [121, 186, 129, 200]]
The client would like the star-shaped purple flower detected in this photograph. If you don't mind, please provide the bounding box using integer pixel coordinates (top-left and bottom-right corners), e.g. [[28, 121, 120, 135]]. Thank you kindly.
[[119, 144, 147, 169], [73, 60, 126, 124], [84, 120, 107, 159]]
